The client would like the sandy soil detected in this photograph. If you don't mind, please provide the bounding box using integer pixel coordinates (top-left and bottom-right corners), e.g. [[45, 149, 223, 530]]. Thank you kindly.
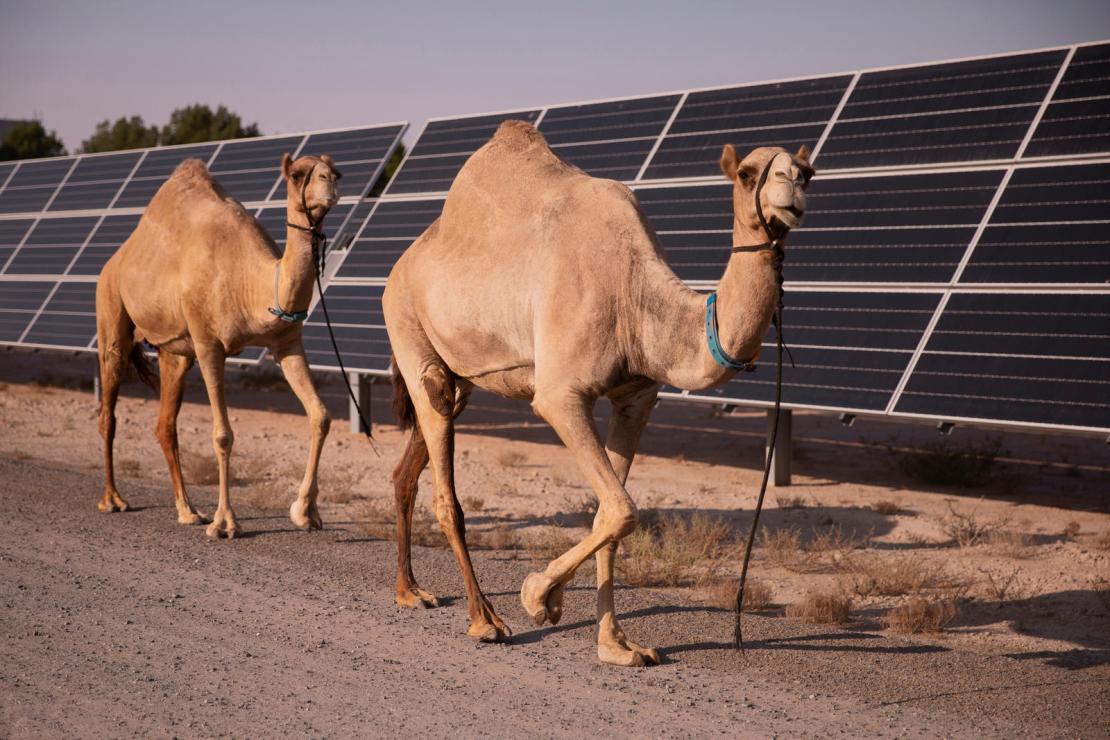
[[1, 351, 1108, 737]]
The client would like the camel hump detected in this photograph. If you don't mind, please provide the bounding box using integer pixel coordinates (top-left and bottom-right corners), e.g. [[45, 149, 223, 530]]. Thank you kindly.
[[491, 119, 548, 152], [170, 158, 212, 182]]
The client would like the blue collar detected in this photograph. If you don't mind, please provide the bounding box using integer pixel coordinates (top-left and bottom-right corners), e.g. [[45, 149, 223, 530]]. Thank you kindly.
[[705, 293, 757, 372], [268, 262, 309, 323]]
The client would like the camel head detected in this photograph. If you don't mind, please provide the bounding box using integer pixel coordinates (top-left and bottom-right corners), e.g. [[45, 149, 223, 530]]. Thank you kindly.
[[281, 153, 342, 218], [719, 144, 814, 235]]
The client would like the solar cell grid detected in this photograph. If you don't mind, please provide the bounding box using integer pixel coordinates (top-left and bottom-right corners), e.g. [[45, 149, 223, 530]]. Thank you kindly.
[[0, 280, 52, 342], [302, 284, 389, 372], [961, 162, 1110, 284], [1025, 43, 1110, 157], [818, 50, 1067, 169], [336, 198, 443, 279], [113, 143, 219, 208], [641, 76, 852, 180], [22, 281, 98, 349], [0, 158, 75, 214], [0, 219, 35, 271], [5, 217, 99, 275], [895, 292, 1110, 428], [298, 125, 405, 198], [68, 214, 141, 276]]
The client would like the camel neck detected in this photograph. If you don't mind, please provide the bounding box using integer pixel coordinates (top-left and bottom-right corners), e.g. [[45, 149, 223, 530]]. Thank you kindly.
[[629, 219, 778, 391], [274, 206, 324, 317]]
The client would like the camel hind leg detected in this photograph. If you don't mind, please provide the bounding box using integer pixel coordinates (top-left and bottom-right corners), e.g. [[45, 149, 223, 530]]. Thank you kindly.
[[155, 350, 207, 525], [392, 426, 439, 608], [394, 354, 508, 641], [95, 276, 133, 513]]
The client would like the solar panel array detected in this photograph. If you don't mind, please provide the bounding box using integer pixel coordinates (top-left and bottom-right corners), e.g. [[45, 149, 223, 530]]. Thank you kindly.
[[0, 123, 406, 361], [318, 40, 1109, 435]]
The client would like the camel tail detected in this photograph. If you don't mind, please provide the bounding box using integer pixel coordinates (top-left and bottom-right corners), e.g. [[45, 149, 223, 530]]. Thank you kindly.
[[391, 355, 416, 431], [128, 344, 159, 391]]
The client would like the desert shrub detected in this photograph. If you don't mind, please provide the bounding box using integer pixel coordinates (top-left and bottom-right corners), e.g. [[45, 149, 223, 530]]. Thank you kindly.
[[939, 502, 1005, 547], [888, 438, 1004, 487], [1061, 520, 1081, 539], [871, 500, 905, 515], [495, 449, 526, 468], [844, 555, 940, 597], [978, 567, 1032, 602], [699, 577, 773, 612], [786, 590, 853, 624], [618, 511, 732, 587], [759, 526, 803, 568], [522, 526, 578, 565], [988, 528, 1034, 559], [882, 598, 957, 633], [776, 496, 806, 509]]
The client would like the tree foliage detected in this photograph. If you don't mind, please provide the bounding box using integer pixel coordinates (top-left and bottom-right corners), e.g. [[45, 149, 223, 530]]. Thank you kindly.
[[0, 121, 66, 161], [160, 104, 260, 146], [81, 116, 159, 153], [368, 143, 406, 197]]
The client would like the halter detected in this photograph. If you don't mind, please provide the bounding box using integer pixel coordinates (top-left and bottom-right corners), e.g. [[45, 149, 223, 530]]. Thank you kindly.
[[268, 161, 328, 323]]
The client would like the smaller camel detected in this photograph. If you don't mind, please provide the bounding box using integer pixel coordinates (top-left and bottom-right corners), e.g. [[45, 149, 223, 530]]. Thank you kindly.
[[96, 153, 342, 538], [384, 121, 811, 664]]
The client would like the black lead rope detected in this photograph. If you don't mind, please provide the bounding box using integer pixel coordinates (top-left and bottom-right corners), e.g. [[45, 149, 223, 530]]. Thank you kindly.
[[290, 164, 378, 453], [733, 155, 793, 651]]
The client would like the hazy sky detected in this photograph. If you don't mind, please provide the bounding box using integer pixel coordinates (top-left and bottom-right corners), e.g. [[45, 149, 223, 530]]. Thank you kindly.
[[2, 0, 1107, 152]]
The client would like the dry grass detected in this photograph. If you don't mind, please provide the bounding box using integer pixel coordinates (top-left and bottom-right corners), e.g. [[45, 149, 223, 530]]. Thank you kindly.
[[495, 449, 526, 468], [1061, 520, 1081, 539], [357, 499, 447, 548], [939, 502, 1005, 547], [979, 567, 1032, 603], [988, 529, 1035, 559], [468, 522, 521, 551], [882, 597, 958, 633], [760, 526, 803, 568], [776, 495, 807, 509], [759, 524, 865, 573], [462, 496, 485, 512], [870, 500, 905, 516], [785, 590, 853, 624], [618, 511, 733, 588], [843, 555, 942, 597], [698, 577, 773, 612], [522, 526, 578, 565]]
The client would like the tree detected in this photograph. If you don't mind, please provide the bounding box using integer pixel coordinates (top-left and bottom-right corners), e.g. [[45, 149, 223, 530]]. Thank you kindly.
[[0, 121, 66, 161], [368, 143, 407, 197], [160, 104, 260, 146], [81, 116, 159, 153]]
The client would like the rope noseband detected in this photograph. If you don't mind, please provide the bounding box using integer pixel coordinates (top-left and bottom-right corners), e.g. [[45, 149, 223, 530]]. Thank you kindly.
[[269, 162, 327, 323]]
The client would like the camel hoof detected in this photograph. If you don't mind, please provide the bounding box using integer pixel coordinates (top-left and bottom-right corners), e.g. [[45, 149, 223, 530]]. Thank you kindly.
[[521, 572, 564, 627], [598, 641, 662, 667], [177, 509, 209, 525], [290, 499, 324, 531], [206, 511, 240, 540], [98, 492, 129, 513], [468, 621, 511, 643], [396, 587, 440, 609]]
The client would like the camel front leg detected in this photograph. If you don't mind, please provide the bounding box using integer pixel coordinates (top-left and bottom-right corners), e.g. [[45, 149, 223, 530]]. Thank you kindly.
[[194, 345, 238, 539], [274, 349, 329, 530], [596, 384, 661, 666], [521, 388, 639, 630]]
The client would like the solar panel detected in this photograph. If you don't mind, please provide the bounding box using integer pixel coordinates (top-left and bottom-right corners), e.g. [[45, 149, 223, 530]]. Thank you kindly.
[[48, 151, 142, 212], [894, 292, 1110, 430], [113, 143, 219, 208], [208, 135, 304, 203], [0, 280, 53, 342], [335, 198, 443, 279], [642, 76, 852, 180], [960, 162, 1110, 283], [817, 50, 1067, 169], [0, 158, 75, 214], [0, 219, 35, 272], [22, 281, 98, 349], [1024, 43, 1110, 157], [302, 283, 390, 372], [5, 217, 99, 275], [68, 214, 141, 276]]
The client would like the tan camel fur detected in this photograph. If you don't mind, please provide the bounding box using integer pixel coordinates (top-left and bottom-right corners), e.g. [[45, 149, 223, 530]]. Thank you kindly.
[[384, 120, 812, 664], [95, 154, 342, 539]]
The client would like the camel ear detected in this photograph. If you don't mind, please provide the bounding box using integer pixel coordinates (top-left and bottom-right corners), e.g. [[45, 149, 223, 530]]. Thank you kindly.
[[719, 144, 740, 182], [320, 154, 333, 167], [795, 145, 815, 181], [795, 145, 811, 163], [281, 153, 294, 181]]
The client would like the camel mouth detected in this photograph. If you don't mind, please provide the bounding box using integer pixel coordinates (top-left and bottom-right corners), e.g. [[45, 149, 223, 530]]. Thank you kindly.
[[774, 205, 804, 228]]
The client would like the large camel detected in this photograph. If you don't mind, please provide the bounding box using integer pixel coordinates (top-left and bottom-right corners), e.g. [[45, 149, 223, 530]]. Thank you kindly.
[[96, 153, 342, 539], [383, 120, 812, 665]]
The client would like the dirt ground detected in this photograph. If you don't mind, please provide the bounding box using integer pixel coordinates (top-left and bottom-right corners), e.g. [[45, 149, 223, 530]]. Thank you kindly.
[[1, 350, 1108, 738]]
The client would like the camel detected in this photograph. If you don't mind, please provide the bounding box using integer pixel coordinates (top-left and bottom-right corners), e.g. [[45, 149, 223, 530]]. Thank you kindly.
[[95, 153, 342, 539], [383, 120, 812, 665]]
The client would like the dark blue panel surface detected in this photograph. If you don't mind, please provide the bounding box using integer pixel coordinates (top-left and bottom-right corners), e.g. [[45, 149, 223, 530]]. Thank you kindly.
[[0, 218, 35, 273], [336, 199, 443, 279], [896, 292, 1110, 428], [0, 158, 75, 214], [69, 214, 141, 275], [819, 50, 1067, 168], [303, 284, 389, 372], [113, 144, 218, 208], [0, 280, 53, 341], [1025, 43, 1110, 157], [22, 281, 97, 349], [642, 76, 852, 180], [6, 217, 99, 274], [298, 125, 405, 198]]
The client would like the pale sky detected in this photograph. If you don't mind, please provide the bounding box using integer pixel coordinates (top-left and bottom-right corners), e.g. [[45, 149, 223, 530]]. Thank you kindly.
[[1, 0, 1107, 152]]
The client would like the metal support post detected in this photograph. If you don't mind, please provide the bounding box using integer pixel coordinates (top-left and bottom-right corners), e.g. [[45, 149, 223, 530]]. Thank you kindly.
[[349, 372, 371, 435], [93, 371, 101, 404], [766, 408, 793, 487]]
